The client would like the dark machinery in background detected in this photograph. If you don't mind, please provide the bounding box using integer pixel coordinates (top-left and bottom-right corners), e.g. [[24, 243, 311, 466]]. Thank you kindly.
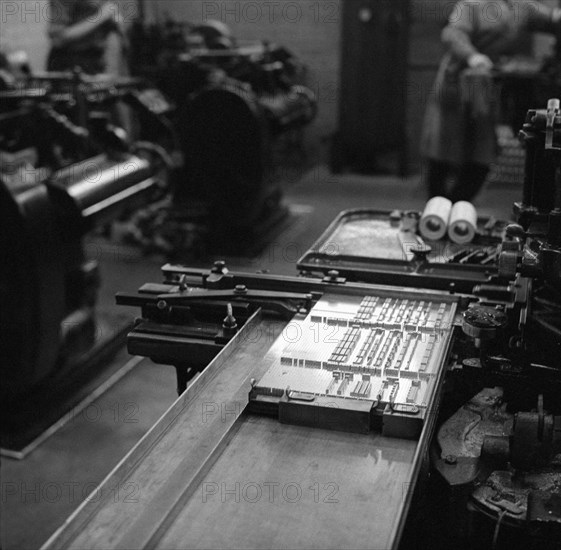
[[127, 18, 317, 253], [0, 63, 173, 449], [0, 17, 315, 451], [118, 100, 561, 549]]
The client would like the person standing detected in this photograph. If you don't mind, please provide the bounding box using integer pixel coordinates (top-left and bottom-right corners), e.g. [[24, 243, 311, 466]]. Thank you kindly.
[[421, 0, 561, 202], [47, 0, 128, 76]]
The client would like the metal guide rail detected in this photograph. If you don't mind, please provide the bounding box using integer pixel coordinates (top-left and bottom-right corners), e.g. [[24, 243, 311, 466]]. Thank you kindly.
[[249, 291, 456, 438]]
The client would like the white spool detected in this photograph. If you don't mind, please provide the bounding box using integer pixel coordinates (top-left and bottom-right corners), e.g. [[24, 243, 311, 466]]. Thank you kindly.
[[419, 196, 452, 241], [448, 201, 478, 244]]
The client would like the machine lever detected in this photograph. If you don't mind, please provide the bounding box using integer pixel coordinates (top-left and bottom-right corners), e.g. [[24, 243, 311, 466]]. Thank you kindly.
[[157, 288, 312, 304]]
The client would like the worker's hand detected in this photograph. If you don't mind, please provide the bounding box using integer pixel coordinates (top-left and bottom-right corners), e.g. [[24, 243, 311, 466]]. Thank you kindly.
[[467, 53, 493, 71], [100, 2, 125, 28]]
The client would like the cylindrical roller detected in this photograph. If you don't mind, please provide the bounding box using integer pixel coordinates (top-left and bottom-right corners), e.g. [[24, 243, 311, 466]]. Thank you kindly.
[[179, 83, 270, 227], [448, 201, 478, 244], [0, 152, 159, 398], [419, 196, 452, 240], [49, 154, 155, 231]]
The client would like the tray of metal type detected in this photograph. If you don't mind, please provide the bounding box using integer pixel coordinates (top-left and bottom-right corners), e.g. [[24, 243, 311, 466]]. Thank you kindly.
[[297, 209, 507, 292], [249, 290, 457, 438]]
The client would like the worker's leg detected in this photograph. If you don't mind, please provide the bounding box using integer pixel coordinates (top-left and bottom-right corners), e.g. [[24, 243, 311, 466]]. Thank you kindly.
[[424, 159, 451, 199], [451, 163, 490, 203]]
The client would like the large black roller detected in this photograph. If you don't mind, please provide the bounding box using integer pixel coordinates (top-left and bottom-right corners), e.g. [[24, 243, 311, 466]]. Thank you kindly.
[[178, 82, 272, 228], [0, 154, 158, 398], [0, 179, 67, 396]]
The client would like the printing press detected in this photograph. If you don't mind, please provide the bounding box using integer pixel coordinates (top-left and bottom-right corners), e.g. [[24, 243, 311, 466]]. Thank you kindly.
[[0, 23, 316, 453], [127, 19, 318, 254], [0, 66, 174, 444], [41, 100, 561, 550]]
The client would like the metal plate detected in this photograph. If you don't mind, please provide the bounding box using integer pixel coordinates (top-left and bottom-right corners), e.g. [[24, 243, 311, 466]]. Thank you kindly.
[[251, 291, 456, 437]]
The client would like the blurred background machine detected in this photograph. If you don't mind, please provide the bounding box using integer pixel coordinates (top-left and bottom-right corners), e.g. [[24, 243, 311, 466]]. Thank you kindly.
[[124, 18, 317, 254], [0, 65, 173, 454], [0, 19, 317, 451], [44, 100, 561, 550]]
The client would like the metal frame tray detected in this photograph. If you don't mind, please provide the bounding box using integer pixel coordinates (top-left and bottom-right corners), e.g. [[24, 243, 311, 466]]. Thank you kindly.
[[298, 209, 507, 292]]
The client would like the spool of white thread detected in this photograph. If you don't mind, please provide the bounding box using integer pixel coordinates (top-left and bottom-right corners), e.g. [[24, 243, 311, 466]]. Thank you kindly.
[[419, 196, 452, 241], [448, 201, 478, 244]]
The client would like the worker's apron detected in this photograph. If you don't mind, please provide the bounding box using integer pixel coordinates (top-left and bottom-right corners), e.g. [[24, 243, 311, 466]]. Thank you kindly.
[[420, 54, 499, 167]]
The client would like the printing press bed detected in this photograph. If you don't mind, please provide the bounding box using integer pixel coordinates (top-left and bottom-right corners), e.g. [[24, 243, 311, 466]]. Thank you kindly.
[[43, 279, 455, 549]]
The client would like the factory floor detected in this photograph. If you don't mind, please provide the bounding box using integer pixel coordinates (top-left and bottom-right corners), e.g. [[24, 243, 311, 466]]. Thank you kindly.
[[1, 166, 520, 550]]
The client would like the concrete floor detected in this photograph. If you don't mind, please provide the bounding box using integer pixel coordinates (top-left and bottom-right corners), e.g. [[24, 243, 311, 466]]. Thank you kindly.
[[0, 166, 520, 549]]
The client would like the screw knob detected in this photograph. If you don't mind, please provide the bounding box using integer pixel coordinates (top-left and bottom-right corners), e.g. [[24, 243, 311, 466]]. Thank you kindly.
[[411, 244, 432, 261]]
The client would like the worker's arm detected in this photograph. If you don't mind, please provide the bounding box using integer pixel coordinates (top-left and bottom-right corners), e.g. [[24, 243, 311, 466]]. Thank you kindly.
[[441, 1, 493, 70], [48, 1, 122, 48]]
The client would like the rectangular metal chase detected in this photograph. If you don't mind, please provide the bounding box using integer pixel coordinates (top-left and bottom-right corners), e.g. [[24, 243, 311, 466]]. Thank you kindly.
[[249, 290, 456, 438]]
